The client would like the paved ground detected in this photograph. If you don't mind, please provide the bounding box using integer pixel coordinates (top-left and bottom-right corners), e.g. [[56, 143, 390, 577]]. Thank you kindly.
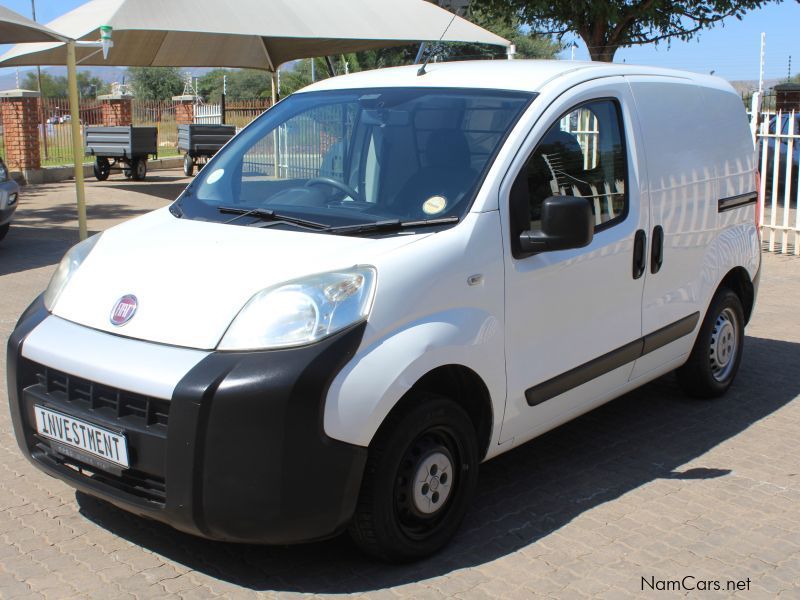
[[0, 172, 799, 599]]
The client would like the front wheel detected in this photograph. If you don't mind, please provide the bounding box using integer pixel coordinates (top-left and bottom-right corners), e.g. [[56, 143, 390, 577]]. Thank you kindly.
[[677, 288, 744, 398], [0, 223, 9, 242], [349, 394, 479, 562]]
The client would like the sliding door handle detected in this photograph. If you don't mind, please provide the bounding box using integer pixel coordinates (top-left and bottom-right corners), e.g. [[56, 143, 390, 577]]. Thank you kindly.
[[651, 225, 664, 274], [633, 229, 646, 279]]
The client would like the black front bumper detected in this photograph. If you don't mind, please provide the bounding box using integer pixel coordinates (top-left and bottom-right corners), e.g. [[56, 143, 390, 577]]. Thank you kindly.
[[7, 297, 368, 544]]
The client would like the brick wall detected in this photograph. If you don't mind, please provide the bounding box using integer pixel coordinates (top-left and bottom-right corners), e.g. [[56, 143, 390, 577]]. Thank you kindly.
[[100, 95, 133, 126], [0, 91, 41, 171]]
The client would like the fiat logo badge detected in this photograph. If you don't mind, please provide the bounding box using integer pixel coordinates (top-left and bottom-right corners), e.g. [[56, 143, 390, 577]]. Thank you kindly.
[[110, 294, 138, 326]]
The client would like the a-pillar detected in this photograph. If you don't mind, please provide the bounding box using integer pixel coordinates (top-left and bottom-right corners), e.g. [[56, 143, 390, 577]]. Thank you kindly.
[[98, 93, 133, 126], [173, 95, 196, 126], [0, 89, 41, 181]]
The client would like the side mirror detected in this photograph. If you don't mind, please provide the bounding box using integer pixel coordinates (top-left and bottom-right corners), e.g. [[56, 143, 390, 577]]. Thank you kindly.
[[518, 196, 594, 255]]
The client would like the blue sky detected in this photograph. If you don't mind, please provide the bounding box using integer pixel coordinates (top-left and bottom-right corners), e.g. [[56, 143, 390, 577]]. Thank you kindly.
[[1, 0, 798, 82]]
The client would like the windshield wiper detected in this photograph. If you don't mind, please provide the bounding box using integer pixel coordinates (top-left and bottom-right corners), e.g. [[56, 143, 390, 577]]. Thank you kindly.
[[218, 206, 329, 230], [325, 216, 460, 235]]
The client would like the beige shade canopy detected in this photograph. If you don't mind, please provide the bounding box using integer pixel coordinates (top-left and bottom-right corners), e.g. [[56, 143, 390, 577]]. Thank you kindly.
[[0, 4, 67, 44], [0, 0, 510, 70]]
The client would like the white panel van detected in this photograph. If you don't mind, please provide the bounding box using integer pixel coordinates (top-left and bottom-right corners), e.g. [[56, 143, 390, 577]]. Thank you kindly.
[[7, 60, 760, 562]]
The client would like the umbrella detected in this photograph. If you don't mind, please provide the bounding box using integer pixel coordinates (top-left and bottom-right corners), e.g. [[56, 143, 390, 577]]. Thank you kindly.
[[0, 0, 510, 70], [0, 0, 510, 240], [0, 5, 66, 43]]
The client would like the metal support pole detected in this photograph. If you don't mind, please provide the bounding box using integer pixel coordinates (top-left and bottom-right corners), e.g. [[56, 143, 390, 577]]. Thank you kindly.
[[67, 41, 88, 240]]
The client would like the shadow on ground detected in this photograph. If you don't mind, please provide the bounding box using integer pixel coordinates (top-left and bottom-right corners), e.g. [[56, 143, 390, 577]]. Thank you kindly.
[[103, 175, 189, 202], [75, 335, 800, 593], [0, 226, 79, 277]]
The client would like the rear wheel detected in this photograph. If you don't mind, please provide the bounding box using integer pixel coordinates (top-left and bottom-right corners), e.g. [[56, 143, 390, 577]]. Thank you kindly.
[[130, 158, 147, 181], [93, 157, 110, 181], [183, 154, 194, 177], [348, 394, 479, 562], [677, 288, 744, 398], [0, 223, 9, 242]]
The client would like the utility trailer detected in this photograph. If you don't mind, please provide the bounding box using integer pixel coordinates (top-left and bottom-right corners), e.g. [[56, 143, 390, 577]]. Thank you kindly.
[[85, 126, 158, 181], [178, 124, 236, 176]]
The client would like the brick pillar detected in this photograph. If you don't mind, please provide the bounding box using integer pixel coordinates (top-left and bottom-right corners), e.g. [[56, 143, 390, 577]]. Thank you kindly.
[[172, 95, 196, 125], [98, 93, 133, 126], [0, 89, 41, 176]]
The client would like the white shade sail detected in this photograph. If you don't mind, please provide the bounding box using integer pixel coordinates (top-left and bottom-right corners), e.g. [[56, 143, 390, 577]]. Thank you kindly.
[[0, 0, 510, 70], [0, 4, 67, 44]]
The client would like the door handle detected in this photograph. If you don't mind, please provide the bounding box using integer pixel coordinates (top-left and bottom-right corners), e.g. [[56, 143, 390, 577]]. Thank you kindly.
[[633, 229, 646, 279], [651, 225, 664, 274]]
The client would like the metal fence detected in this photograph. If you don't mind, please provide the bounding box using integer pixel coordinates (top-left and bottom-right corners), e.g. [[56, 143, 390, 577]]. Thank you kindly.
[[132, 100, 179, 157], [756, 108, 799, 254]]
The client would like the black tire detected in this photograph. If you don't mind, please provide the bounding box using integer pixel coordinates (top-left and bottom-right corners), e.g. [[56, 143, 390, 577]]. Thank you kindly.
[[183, 154, 194, 177], [93, 157, 110, 181], [0, 223, 9, 242], [348, 394, 479, 562], [130, 158, 147, 181], [677, 288, 745, 398]]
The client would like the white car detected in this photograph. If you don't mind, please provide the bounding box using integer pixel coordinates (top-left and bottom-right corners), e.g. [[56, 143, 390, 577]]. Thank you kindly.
[[8, 60, 760, 562]]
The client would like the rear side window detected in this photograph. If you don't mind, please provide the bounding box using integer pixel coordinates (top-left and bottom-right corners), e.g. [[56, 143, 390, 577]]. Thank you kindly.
[[516, 99, 628, 232]]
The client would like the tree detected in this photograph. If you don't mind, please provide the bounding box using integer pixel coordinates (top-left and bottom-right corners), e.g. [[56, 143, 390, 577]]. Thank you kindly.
[[197, 69, 271, 101], [475, 0, 776, 62], [22, 70, 108, 97], [127, 67, 184, 100]]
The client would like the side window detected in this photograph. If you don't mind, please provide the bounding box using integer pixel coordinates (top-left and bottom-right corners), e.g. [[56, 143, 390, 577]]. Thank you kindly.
[[518, 99, 628, 231]]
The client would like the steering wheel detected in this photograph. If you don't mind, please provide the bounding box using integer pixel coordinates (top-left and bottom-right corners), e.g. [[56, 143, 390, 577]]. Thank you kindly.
[[304, 177, 363, 202]]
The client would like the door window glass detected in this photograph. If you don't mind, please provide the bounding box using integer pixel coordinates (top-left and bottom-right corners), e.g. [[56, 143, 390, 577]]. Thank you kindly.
[[518, 99, 628, 231]]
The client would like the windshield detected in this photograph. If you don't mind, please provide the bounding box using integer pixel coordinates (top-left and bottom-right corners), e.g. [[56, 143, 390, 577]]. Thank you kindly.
[[176, 87, 533, 233]]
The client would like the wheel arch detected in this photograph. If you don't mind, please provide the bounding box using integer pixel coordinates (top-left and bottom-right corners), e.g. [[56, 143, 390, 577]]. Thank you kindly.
[[376, 365, 494, 461], [717, 266, 755, 324]]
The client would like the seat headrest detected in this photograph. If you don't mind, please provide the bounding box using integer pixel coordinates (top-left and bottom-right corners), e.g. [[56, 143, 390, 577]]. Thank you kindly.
[[425, 129, 471, 169]]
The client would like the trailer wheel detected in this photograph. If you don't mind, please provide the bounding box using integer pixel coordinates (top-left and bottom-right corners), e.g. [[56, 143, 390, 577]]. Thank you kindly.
[[131, 158, 147, 181], [93, 157, 111, 181], [183, 154, 194, 177]]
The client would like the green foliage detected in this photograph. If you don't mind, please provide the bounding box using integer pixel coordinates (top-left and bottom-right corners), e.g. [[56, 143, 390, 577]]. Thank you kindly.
[[22, 70, 109, 98], [474, 0, 777, 61], [197, 69, 272, 101], [127, 67, 184, 101]]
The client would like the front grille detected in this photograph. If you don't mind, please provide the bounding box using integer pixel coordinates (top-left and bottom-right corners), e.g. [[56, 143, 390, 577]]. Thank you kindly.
[[36, 365, 169, 429], [32, 438, 167, 504], [23, 362, 170, 506]]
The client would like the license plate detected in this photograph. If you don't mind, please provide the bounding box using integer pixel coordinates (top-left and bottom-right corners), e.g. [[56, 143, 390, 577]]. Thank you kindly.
[[34, 405, 129, 469]]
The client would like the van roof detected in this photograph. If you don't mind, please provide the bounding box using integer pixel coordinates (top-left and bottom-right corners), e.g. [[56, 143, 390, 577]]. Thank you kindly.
[[300, 59, 734, 95]]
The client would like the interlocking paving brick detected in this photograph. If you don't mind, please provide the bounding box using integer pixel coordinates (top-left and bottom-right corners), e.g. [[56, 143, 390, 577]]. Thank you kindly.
[[1, 172, 799, 598]]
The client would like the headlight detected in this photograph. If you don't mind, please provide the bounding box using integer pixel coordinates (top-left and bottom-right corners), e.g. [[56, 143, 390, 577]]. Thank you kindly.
[[218, 266, 376, 351], [43, 234, 102, 311]]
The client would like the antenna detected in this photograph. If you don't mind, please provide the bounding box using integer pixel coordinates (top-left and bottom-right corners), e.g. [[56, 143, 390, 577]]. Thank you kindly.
[[418, 12, 457, 76]]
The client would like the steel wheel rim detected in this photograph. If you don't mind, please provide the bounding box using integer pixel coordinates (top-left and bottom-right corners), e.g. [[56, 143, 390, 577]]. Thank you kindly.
[[709, 306, 739, 382], [394, 427, 460, 539]]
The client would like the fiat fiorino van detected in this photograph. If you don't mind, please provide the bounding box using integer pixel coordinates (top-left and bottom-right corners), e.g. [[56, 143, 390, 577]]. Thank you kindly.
[[7, 60, 760, 562]]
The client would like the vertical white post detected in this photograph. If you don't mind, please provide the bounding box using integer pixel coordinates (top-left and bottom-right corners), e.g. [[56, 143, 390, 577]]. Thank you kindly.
[[507, 44, 516, 60], [758, 33, 766, 94], [769, 111, 781, 252], [759, 118, 768, 237], [783, 111, 795, 253], [750, 92, 761, 144]]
